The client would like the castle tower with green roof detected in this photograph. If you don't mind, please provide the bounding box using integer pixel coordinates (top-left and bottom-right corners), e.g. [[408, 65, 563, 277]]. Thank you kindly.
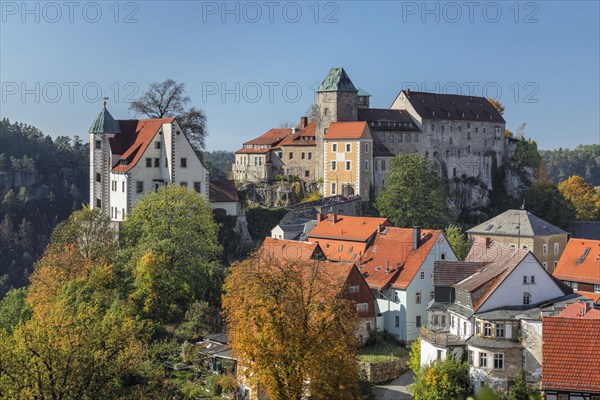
[[89, 99, 120, 214], [315, 67, 359, 180]]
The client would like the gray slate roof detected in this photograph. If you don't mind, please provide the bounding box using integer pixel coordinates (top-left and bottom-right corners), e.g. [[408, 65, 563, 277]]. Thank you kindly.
[[399, 90, 505, 123], [467, 209, 567, 238]]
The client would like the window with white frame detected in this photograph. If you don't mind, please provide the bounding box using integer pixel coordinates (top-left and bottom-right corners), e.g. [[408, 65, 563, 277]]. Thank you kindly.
[[365, 160, 369, 171], [484, 323, 492, 337], [495, 323, 505, 338], [345, 143, 351, 152], [493, 353, 504, 369], [136, 181, 143, 193], [349, 285, 359, 293], [331, 161, 337, 171], [332, 143, 338, 152], [543, 244, 548, 255], [523, 292, 531, 305], [572, 282, 579, 291], [415, 292, 421, 304], [420, 271, 425, 280], [331, 182, 337, 195], [345, 161, 351, 171], [595, 284, 600, 294], [554, 243, 560, 255], [479, 352, 487, 368], [356, 303, 368, 312]]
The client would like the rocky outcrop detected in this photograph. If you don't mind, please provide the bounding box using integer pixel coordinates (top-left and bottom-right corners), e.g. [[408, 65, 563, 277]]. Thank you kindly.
[[240, 181, 319, 208]]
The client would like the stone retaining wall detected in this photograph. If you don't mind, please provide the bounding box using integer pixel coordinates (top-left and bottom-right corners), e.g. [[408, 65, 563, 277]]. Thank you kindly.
[[359, 356, 409, 384]]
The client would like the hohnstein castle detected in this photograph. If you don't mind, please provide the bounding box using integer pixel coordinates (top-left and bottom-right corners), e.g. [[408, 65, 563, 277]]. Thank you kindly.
[[234, 67, 525, 213]]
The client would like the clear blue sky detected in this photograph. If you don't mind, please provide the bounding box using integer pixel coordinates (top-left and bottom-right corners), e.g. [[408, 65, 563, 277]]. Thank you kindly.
[[1, 0, 599, 151]]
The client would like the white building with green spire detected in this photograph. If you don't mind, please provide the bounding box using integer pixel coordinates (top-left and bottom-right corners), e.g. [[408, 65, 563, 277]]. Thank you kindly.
[[89, 101, 210, 221]]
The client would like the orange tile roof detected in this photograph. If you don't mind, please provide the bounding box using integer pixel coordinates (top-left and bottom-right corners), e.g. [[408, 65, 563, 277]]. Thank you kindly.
[[234, 147, 272, 154], [279, 121, 316, 147], [324, 121, 369, 140], [359, 228, 443, 290], [553, 239, 600, 285], [111, 118, 174, 173], [259, 238, 321, 261], [542, 316, 600, 392], [557, 302, 600, 319], [244, 128, 292, 146], [577, 291, 600, 305], [308, 214, 391, 243], [312, 239, 368, 262]]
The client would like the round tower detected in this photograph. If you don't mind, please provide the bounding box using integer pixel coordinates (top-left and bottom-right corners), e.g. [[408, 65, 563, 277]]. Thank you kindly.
[[89, 99, 121, 215]]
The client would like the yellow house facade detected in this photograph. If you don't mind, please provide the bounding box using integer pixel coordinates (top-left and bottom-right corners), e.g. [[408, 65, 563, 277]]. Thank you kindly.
[[323, 121, 373, 200]]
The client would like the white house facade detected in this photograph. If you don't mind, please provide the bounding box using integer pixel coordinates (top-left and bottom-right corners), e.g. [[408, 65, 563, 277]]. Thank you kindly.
[[89, 102, 210, 221]]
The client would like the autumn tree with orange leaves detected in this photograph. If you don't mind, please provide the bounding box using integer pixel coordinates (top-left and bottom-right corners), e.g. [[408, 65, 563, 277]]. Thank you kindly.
[[223, 254, 361, 400], [0, 209, 167, 400]]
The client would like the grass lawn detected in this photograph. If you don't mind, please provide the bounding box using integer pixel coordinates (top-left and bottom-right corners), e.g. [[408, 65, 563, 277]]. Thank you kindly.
[[358, 340, 409, 362]]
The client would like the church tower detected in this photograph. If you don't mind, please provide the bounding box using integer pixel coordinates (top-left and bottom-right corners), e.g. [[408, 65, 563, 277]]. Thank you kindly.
[[89, 99, 120, 214], [315, 67, 358, 180]]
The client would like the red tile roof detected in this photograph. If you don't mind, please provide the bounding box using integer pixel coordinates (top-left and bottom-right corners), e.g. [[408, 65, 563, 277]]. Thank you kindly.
[[308, 214, 391, 243], [110, 118, 174, 173], [279, 121, 316, 147], [360, 228, 443, 290], [244, 128, 292, 146], [553, 239, 600, 285], [542, 316, 600, 392], [577, 291, 600, 305], [259, 238, 321, 261], [324, 121, 369, 140], [314, 239, 368, 262], [557, 302, 600, 319], [234, 147, 272, 154]]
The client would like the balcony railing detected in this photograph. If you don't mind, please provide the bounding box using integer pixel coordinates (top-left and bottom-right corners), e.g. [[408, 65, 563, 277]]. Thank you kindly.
[[420, 327, 465, 347]]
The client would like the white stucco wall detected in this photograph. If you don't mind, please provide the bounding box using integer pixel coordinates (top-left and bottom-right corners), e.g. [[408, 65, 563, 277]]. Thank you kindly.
[[211, 201, 239, 216], [478, 253, 565, 313]]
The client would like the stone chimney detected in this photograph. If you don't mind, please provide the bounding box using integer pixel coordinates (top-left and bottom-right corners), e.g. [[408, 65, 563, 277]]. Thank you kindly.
[[300, 116, 308, 129], [317, 212, 324, 222], [413, 226, 421, 251], [485, 237, 492, 248], [332, 213, 338, 224], [385, 259, 390, 274]]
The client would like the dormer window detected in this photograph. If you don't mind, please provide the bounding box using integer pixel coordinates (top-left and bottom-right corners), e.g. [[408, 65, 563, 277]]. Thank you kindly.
[[120, 160, 128, 166]]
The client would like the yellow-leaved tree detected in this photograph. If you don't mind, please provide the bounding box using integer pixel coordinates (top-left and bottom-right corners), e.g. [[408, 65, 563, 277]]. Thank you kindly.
[[558, 175, 600, 221], [223, 254, 360, 400]]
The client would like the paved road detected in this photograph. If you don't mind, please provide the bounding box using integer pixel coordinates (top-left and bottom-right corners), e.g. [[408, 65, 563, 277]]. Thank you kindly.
[[372, 370, 414, 400]]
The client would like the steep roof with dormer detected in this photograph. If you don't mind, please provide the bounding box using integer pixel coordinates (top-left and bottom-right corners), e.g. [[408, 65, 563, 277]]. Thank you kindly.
[[397, 90, 505, 123]]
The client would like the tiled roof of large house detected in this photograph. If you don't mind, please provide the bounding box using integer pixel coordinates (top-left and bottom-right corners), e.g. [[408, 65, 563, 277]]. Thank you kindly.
[[279, 121, 316, 147], [398, 90, 505, 123], [357, 108, 419, 131], [433, 261, 489, 287], [259, 238, 322, 261], [325, 121, 369, 140], [360, 228, 443, 290], [308, 214, 391, 242], [557, 301, 600, 319], [209, 180, 238, 203], [542, 314, 600, 392], [110, 118, 175, 173], [235, 128, 293, 154], [553, 239, 600, 284], [467, 209, 567, 238]]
